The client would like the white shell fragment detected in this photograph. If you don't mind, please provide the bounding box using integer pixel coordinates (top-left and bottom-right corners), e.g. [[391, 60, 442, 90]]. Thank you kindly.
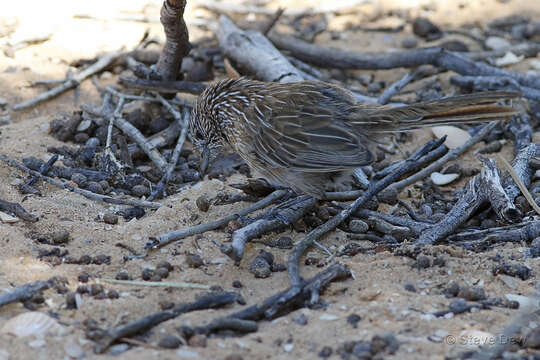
[[430, 172, 459, 186], [0, 211, 19, 223], [495, 52, 524, 67], [431, 126, 471, 149], [1, 312, 62, 337]]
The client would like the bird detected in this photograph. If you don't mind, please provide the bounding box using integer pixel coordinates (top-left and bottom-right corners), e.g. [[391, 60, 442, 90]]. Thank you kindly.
[[190, 78, 519, 198]]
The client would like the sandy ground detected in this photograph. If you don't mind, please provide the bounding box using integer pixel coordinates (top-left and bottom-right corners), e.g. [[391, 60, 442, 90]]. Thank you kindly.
[[0, 0, 540, 359]]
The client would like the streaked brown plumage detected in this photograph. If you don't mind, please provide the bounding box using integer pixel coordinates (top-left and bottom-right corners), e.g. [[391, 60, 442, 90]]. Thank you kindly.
[[190, 78, 518, 198]]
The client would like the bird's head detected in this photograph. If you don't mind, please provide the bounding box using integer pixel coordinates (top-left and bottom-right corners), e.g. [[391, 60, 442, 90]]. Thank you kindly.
[[190, 81, 232, 176]]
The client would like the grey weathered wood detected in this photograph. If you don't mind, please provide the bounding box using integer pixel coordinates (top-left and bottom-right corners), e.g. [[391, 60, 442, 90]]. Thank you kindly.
[[217, 15, 304, 83]]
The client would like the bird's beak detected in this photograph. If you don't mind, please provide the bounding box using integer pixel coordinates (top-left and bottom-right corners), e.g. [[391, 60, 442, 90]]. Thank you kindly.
[[199, 147, 210, 177]]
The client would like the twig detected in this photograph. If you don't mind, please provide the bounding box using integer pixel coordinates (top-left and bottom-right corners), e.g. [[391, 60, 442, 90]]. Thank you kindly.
[[229, 262, 351, 321], [451, 75, 540, 101], [93, 293, 236, 353], [0, 155, 161, 209], [226, 195, 317, 263], [146, 189, 289, 249], [148, 96, 190, 200], [268, 34, 540, 90], [499, 155, 540, 216], [105, 87, 168, 172], [417, 157, 520, 245], [0, 281, 49, 308], [99, 278, 210, 289], [387, 121, 498, 194], [13, 50, 124, 111], [287, 138, 446, 291], [217, 15, 304, 83], [377, 66, 431, 105], [262, 8, 285, 36], [0, 199, 38, 222], [119, 77, 206, 94], [25, 154, 58, 186]]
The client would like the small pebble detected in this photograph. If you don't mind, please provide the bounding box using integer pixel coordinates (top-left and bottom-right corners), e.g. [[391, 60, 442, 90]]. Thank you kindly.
[[74, 133, 89, 143], [412, 17, 442, 40], [142, 268, 154, 281], [103, 213, 118, 225], [188, 334, 207, 348], [458, 286, 486, 301], [71, 173, 88, 188], [449, 298, 469, 314], [349, 219, 369, 233], [485, 36, 511, 50], [92, 254, 111, 265], [115, 271, 129, 280], [107, 290, 119, 299], [347, 314, 361, 328], [401, 36, 418, 48], [413, 256, 431, 269], [159, 335, 182, 349], [319, 346, 333, 358], [87, 181, 104, 195], [292, 313, 308, 326], [78, 272, 89, 283], [440, 40, 469, 52], [157, 261, 173, 272], [249, 257, 271, 278], [185, 253, 204, 268], [132, 184, 150, 197], [271, 262, 286, 272], [65, 292, 78, 309], [196, 196, 210, 212], [404, 282, 416, 292], [52, 231, 70, 244], [123, 207, 145, 220], [89, 284, 104, 296], [232, 280, 243, 288], [155, 267, 169, 279]]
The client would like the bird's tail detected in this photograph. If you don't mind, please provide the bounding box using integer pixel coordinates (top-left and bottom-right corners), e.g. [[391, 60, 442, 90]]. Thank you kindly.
[[350, 91, 520, 132]]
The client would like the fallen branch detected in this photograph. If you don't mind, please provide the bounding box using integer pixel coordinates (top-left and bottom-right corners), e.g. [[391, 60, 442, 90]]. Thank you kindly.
[[287, 137, 446, 292], [146, 189, 289, 249], [13, 50, 124, 111], [119, 76, 206, 94], [0, 199, 38, 222], [217, 15, 304, 83], [0, 281, 49, 308], [0, 155, 161, 209], [268, 34, 540, 90], [93, 293, 236, 353], [225, 195, 317, 263], [451, 75, 540, 101]]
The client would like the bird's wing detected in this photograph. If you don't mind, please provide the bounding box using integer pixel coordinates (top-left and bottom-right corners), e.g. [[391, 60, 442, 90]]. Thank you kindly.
[[249, 82, 374, 172]]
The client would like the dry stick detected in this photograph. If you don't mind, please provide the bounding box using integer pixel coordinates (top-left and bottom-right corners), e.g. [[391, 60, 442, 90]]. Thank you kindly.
[[229, 262, 351, 321], [104, 87, 168, 172], [13, 50, 124, 111], [0, 199, 38, 222], [146, 189, 289, 249], [387, 121, 498, 194], [156, 0, 190, 81], [0, 155, 161, 209], [196, 0, 368, 16], [377, 66, 430, 105], [119, 77, 207, 94], [94, 293, 236, 353], [267, 34, 540, 91], [416, 157, 520, 245], [25, 154, 59, 186], [227, 195, 317, 263], [451, 75, 540, 101], [128, 120, 181, 158], [261, 7, 285, 36], [287, 137, 446, 291], [218, 15, 304, 83], [148, 95, 190, 201], [0, 281, 49, 308]]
